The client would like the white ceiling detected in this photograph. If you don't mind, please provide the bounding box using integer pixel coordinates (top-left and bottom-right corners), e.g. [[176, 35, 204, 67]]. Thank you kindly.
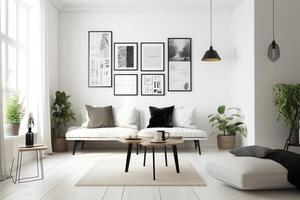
[[52, 0, 242, 11]]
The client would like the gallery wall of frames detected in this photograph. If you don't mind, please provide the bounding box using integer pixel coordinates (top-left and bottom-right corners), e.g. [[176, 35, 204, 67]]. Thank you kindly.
[[88, 31, 192, 96]]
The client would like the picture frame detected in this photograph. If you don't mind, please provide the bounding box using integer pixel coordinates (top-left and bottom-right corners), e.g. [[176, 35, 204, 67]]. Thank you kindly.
[[168, 38, 192, 92], [88, 31, 113, 87], [114, 74, 138, 96], [141, 74, 165, 96], [141, 42, 165, 71], [114, 42, 138, 71]]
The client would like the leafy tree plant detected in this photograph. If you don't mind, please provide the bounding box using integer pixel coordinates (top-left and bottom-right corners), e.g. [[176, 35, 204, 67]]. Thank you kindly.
[[208, 105, 247, 137], [5, 95, 24, 124], [273, 83, 300, 128], [51, 91, 76, 138]]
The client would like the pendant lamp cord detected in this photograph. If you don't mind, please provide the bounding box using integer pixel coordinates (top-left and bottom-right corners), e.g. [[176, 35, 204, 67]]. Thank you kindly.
[[273, 0, 275, 40], [210, 0, 213, 47]]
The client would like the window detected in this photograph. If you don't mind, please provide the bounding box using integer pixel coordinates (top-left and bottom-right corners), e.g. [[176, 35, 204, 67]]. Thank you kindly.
[[1, 0, 30, 134]]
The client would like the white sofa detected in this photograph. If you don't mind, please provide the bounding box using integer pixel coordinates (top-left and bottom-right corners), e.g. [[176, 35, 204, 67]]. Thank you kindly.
[[66, 107, 208, 155], [66, 107, 139, 155], [206, 153, 294, 190]]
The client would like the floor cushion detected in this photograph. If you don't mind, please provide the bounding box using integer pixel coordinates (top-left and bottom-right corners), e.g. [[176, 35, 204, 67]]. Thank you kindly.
[[206, 153, 294, 190], [138, 127, 207, 138]]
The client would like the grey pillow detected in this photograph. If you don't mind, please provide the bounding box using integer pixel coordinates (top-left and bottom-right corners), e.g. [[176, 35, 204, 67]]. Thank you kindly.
[[230, 146, 273, 158], [85, 105, 115, 128]]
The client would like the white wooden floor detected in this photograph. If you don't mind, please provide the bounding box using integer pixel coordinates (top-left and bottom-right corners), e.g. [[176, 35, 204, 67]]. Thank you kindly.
[[0, 148, 299, 200]]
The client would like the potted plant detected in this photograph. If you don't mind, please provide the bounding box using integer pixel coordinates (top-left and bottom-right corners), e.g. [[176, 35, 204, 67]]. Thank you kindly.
[[273, 83, 300, 144], [4, 95, 24, 136], [208, 105, 247, 150], [51, 91, 76, 152]]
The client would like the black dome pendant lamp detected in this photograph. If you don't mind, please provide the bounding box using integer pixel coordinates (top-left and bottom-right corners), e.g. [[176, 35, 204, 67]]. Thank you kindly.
[[267, 0, 280, 62], [202, 0, 221, 62]]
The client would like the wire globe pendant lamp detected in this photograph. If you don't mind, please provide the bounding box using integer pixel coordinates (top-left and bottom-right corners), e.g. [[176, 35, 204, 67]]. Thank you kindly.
[[267, 0, 280, 62], [202, 0, 221, 62]]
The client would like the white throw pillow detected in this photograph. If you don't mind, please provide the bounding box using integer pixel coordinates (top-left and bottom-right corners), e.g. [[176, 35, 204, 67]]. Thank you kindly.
[[173, 107, 195, 128], [113, 107, 137, 128]]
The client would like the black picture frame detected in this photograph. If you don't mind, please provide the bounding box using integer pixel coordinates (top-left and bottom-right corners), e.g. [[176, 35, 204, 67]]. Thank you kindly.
[[114, 74, 138, 96], [114, 42, 138, 71], [168, 38, 192, 92], [141, 74, 165, 96], [88, 31, 113, 88], [140, 42, 165, 72]]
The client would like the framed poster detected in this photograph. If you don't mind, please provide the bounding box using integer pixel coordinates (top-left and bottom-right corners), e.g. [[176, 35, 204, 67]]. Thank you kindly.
[[114, 74, 138, 96], [141, 42, 165, 71], [88, 31, 112, 87], [114, 42, 138, 71], [141, 74, 165, 96], [168, 38, 192, 91]]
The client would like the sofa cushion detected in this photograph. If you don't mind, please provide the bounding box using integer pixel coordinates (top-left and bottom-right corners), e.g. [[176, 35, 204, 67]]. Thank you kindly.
[[113, 107, 137, 128], [206, 153, 293, 190], [138, 127, 207, 138], [147, 106, 174, 128], [66, 126, 138, 139], [173, 107, 195, 128], [85, 105, 115, 128]]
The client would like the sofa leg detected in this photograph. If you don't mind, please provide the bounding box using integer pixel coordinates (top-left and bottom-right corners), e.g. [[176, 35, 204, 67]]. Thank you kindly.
[[81, 141, 85, 150], [73, 141, 79, 155], [193, 140, 198, 150], [194, 140, 201, 155], [136, 143, 139, 155], [197, 140, 202, 155]]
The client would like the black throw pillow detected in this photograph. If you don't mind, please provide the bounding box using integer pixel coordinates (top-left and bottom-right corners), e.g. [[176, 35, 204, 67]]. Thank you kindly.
[[147, 106, 174, 128]]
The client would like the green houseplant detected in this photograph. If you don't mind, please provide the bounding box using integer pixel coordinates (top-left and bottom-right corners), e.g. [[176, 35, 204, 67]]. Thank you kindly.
[[208, 105, 247, 149], [51, 91, 76, 152], [4, 95, 24, 136], [273, 83, 300, 144]]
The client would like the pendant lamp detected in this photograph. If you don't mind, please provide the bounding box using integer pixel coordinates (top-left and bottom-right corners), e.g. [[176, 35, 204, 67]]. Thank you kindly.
[[202, 0, 221, 61], [267, 0, 280, 62]]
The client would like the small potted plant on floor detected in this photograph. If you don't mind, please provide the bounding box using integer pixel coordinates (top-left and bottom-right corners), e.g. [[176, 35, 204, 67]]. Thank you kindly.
[[273, 83, 300, 145], [4, 95, 24, 136], [208, 105, 247, 150], [51, 91, 76, 152]]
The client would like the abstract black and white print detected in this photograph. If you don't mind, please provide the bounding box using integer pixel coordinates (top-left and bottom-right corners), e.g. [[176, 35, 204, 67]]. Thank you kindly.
[[114, 43, 138, 71], [168, 38, 192, 91], [141, 74, 165, 96], [88, 31, 112, 87]]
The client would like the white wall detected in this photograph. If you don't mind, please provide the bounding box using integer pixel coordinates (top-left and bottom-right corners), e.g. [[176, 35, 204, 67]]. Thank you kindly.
[[254, 0, 300, 149], [231, 0, 255, 146], [46, 0, 60, 97], [58, 9, 237, 146]]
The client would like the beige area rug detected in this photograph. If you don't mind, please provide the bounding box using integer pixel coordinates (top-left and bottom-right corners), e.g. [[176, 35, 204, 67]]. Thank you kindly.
[[76, 155, 206, 186]]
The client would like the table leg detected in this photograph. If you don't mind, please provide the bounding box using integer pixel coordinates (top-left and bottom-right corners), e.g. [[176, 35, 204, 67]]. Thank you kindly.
[[143, 146, 147, 167], [172, 145, 180, 173], [18, 152, 23, 182], [36, 151, 40, 177], [40, 150, 45, 179], [136, 143, 139, 155], [152, 146, 156, 180], [125, 143, 133, 172], [164, 146, 168, 167]]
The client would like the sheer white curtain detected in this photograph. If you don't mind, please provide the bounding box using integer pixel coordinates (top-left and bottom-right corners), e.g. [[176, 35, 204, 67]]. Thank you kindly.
[[0, 41, 7, 180], [27, 0, 52, 153]]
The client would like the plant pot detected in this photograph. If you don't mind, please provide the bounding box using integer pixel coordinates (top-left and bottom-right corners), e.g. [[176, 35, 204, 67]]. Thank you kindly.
[[217, 135, 236, 150], [52, 137, 68, 152], [4, 123, 20, 136]]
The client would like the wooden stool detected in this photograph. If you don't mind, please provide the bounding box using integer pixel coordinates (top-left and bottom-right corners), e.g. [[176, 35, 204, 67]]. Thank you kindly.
[[10, 144, 47, 183]]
